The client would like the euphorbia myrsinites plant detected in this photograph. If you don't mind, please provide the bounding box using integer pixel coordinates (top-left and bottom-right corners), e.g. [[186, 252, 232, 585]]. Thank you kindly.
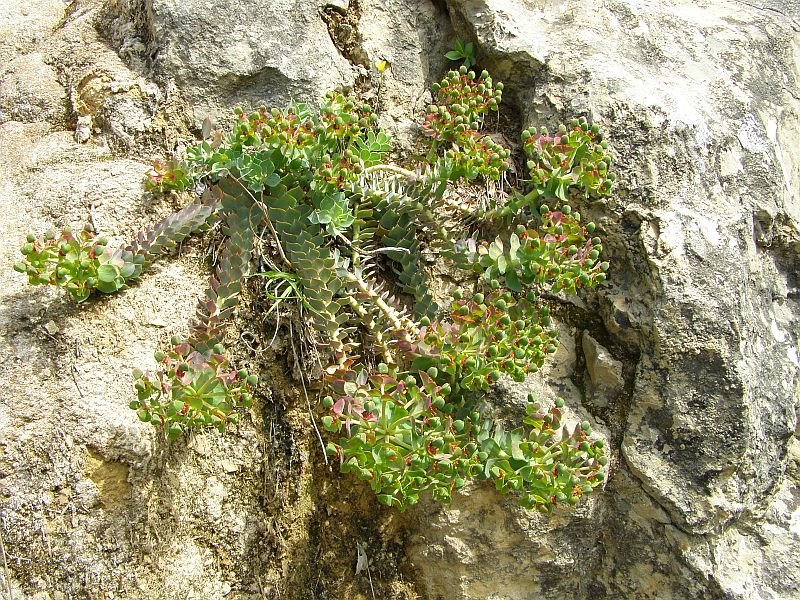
[[15, 54, 614, 511]]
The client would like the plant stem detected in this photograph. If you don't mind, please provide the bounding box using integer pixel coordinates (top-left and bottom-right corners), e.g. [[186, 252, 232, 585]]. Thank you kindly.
[[364, 164, 416, 178]]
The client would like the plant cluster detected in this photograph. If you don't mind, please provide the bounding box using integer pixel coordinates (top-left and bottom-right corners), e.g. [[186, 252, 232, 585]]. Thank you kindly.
[[15, 50, 615, 511], [423, 66, 509, 181], [131, 339, 257, 438], [14, 228, 113, 302], [14, 203, 213, 302]]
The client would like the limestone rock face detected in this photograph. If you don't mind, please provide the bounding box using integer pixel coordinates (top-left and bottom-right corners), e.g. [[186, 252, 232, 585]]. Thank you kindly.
[[582, 331, 623, 396], [144, 0, 356, 124], [356, 0, 454, 145], [0, 52, 68, 125], [0, 0, 798, 598], [403, 1, 800, 598]]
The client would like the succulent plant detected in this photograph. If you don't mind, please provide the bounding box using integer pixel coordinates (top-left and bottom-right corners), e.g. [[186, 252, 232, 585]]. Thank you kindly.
[[131, 340, 255, 439], [15, 58, 615, 512], [522, 117, 615, 199], [308, 192, 356, 237], [423, 66, 509, 181], [15, 227, 109, 302]]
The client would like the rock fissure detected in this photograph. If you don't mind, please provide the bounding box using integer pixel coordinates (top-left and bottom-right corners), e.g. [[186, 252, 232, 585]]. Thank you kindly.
[[320, 0, 370, 70], [733, 0, 800, 31]]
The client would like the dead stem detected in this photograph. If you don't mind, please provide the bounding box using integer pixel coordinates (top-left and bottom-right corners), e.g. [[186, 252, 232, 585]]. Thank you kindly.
[[289, 320, 328, 466]]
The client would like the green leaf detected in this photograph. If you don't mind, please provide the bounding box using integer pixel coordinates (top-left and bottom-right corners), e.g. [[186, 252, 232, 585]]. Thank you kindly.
[[97, 264, 119, 283], [505, 269, 522, 292], [309, 211, 331, 224], [571, 144, 588, 166], [265, 173, 281, 187], [95, 279, 121, 294], [377, 494, 396, 507], [411, 356, 437, 372], [120, 262, 136, 279], [510, 428, 525, 460], [445, 51, 463, 60]]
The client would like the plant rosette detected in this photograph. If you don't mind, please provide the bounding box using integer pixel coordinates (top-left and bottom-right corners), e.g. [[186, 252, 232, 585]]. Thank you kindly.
[[130, 339, 256, 438]]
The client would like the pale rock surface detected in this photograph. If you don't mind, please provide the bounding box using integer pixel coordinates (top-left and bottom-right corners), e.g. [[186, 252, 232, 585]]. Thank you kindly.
[[404, 0, 800, 598], [134, 0, 356, 125], [582, 333, 621, 390], [0, 52, 68, 125], [0, 0, 798, 598], [0, 0, 64, 65], [356, 0, 454, 146]]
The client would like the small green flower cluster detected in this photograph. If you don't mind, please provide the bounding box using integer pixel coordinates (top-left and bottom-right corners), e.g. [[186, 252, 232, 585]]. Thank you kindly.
[[486, 396, 606, 509], [12, 227, 140, 302], [322, 366, 475, 507], [147, 87, 385, 195], [321, 352, 606, 510], [522, 116, 615, 199], [131, 338, 256, 438], [460, 205, 609, 294], [423, 66, 510, 181], [410, 289, 558, 389], [145, 159, 191, 192]]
